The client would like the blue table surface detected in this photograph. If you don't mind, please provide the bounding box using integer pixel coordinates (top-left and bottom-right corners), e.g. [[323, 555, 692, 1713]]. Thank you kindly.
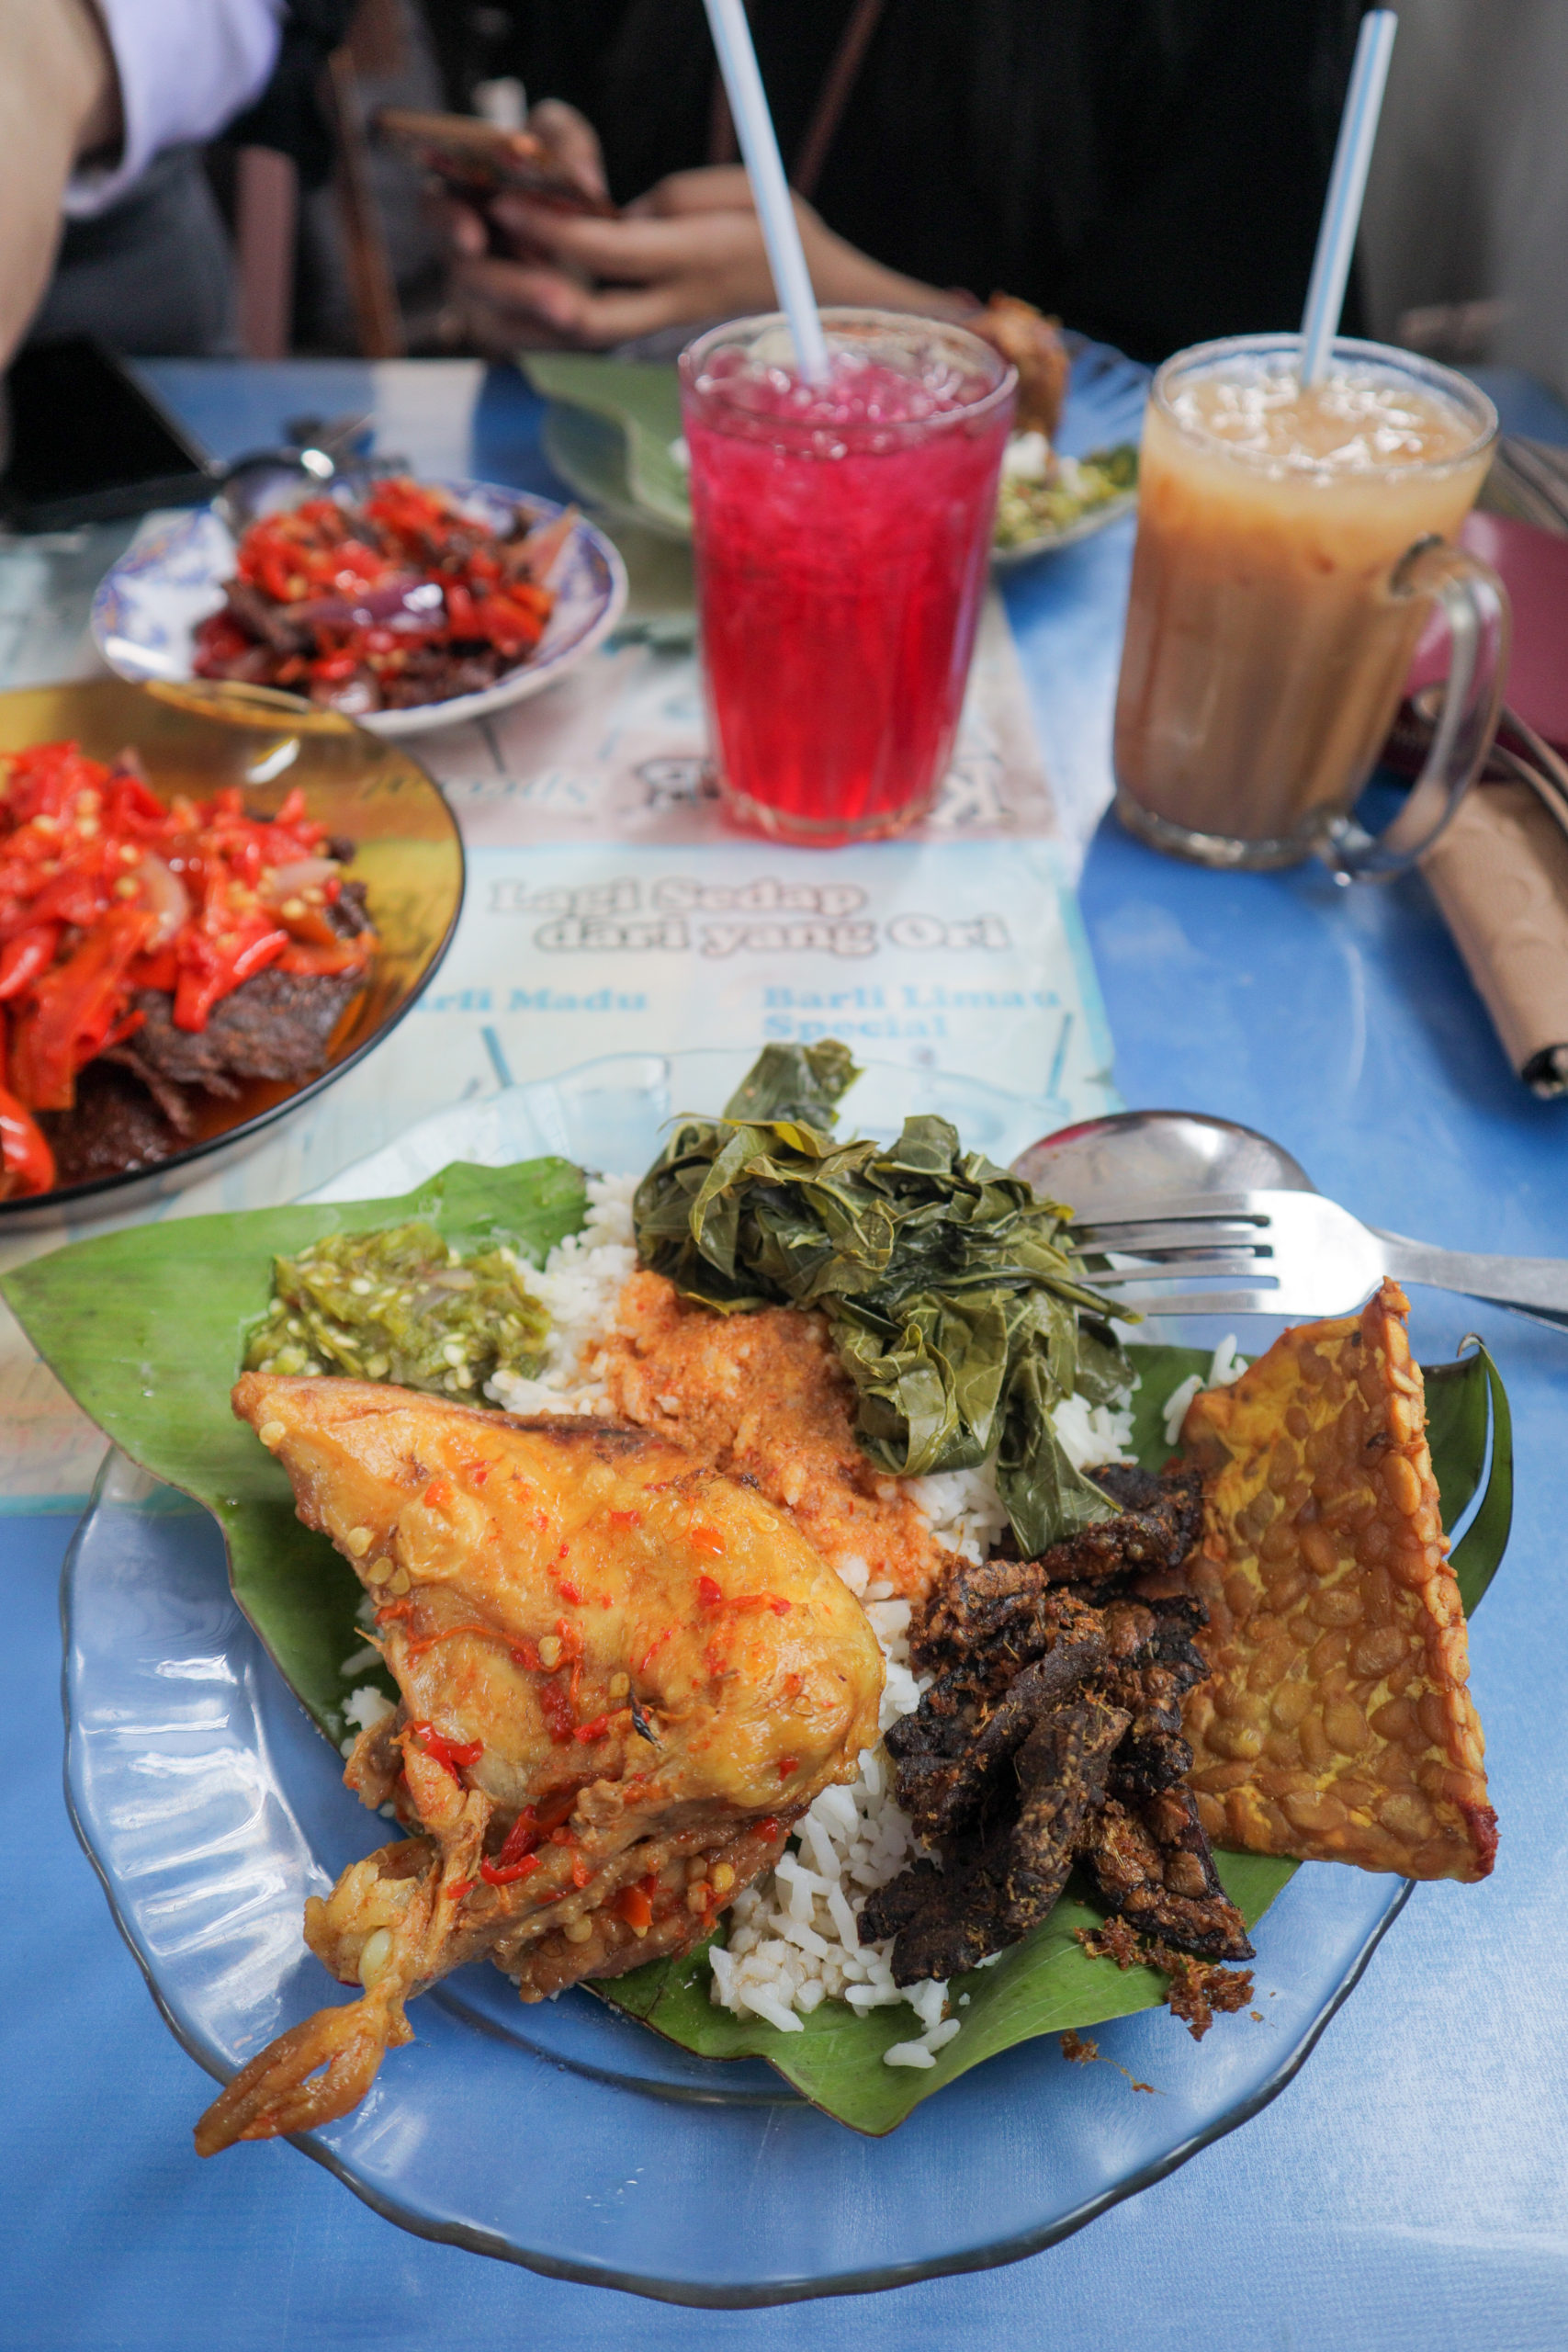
[[6, 358, 1568, 2352]]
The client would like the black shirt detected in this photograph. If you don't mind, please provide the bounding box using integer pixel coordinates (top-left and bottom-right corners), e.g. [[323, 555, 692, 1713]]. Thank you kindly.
[[452, 0, 1367, 364]]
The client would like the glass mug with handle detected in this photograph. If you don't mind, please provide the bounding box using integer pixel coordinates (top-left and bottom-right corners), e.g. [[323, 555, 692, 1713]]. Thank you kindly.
[[1112, 334, 1509, 876]]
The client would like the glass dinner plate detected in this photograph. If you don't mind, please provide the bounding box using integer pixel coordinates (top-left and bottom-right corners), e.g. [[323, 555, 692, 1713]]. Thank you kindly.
[[62, 1049, 1409, 2306]]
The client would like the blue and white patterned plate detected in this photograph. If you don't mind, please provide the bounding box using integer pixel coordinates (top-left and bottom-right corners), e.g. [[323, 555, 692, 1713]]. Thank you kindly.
[[90, 481, 627, 739]]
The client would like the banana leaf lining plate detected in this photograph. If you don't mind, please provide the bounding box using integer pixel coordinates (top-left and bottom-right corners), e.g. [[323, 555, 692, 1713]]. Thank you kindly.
[[51, 1051, 1508, 2304]]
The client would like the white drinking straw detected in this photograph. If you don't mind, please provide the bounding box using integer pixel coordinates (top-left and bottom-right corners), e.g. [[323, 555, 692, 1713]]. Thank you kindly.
[[702, 0, 830, 383], [1299, 8, 1398, 386]]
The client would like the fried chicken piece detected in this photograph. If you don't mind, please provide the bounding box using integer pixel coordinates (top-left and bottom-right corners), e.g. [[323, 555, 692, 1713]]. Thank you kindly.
[[195, 1375, 884, 2154], [1180, 1280, 1496, 1882]]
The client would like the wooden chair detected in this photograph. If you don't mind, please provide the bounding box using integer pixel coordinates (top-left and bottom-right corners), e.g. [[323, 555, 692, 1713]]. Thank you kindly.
[[229, 0, 408, 361]]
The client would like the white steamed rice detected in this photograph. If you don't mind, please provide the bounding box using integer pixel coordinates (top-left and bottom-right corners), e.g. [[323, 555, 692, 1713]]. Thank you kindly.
[[344, 1172, 1147, 2070]]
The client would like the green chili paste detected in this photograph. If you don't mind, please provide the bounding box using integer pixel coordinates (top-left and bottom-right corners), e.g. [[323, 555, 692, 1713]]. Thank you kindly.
[[243, 1220, 549, 1397]]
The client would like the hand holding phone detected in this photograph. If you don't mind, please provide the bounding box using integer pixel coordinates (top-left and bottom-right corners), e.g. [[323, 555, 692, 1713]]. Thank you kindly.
[[377, 108, 617, 220]]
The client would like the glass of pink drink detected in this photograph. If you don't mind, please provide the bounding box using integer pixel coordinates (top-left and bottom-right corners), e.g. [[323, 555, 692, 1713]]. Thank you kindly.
[[679, 310, 1016, 844]]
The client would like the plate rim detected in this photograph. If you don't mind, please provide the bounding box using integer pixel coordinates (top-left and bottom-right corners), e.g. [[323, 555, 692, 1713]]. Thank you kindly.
[[89, 481, 629, 739], [541, 399, 1139, 570], [536, 327, 1150, 571], [57, 1054, 1412, 2303]]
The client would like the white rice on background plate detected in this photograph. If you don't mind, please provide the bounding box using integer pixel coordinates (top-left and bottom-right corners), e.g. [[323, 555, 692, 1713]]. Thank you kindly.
[[341, 1174, 1243, 2072]]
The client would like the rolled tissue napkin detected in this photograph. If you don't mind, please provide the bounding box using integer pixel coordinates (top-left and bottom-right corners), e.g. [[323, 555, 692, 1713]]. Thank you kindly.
[[1423, 778, 1568, 1098]]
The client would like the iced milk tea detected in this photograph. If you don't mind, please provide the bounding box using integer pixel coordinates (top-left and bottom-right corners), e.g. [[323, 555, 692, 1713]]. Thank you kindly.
[[1113, 336, 1495, 864]]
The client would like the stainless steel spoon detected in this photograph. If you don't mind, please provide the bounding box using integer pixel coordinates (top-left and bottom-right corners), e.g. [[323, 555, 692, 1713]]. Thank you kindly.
[[209, 413, 376, 536], [1011, 1108, 1314, 1212], [1011, 1107, 1568, 1332]]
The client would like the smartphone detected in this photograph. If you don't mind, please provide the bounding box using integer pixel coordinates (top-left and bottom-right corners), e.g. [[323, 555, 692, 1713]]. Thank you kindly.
[[1, 338, 213, 531], [377, 107, 617, 217]]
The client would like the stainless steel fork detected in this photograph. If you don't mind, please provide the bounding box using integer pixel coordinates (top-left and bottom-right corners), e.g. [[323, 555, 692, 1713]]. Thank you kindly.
[[1073, 1188, 1568, 1326]]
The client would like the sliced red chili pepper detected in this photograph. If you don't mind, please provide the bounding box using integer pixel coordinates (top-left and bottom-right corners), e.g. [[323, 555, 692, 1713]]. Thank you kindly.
[[127, 945, 178, 994], [0, 1082, 55, 1195], [479, 1850, 541, 1888], [444, 579, 478, 637], [99, 1007, 147, 1051], [535, 1784, 580, 1831], [446, 1880, 475, 1903], [495, 1808, 539, 1863], [7, 901, 152, 1109], [615, 1884, 653, 1934], [696, 1575, 723, 1607], [572, 1713, 611, 1746], [0, 925, 59, 1001], [275, 934, 373, 978], [538, 1682, 576, 1745], [406, 1720, 483, 1775]]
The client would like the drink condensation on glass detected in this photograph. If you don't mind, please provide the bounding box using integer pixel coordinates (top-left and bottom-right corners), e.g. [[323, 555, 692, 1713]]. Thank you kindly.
[[680, 310, 1016, 844], [1113, 334, 1505, 873]]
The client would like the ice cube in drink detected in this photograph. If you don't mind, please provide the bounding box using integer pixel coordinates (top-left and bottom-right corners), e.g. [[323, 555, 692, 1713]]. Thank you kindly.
[[1113, 337, 1495, 864]]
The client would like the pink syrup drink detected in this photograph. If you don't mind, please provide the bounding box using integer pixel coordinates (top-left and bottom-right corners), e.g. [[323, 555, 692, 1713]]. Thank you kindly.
[[679, 311, 1016, 843]]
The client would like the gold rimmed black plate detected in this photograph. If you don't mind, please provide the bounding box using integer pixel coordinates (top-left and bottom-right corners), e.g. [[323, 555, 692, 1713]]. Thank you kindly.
[[0, 677, 464, 1228]]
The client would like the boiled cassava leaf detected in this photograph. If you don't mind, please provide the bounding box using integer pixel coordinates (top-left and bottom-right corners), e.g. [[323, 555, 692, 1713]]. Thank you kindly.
[[633, 1041, 1134, 1555]]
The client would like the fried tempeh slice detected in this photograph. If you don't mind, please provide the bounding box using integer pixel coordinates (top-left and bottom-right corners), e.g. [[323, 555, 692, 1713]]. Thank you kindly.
[[1179, 1279, 1496, 1883]]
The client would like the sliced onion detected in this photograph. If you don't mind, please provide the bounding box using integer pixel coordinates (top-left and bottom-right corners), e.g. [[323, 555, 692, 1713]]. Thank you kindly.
[[286, 575, 438, 633], [135, 853, 190, 948], [260, 856, 341, 909], [509, 508, 577, 584]]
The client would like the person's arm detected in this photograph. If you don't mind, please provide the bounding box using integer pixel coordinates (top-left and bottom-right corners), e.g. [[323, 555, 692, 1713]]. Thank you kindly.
[[63, 0, 284, 218], [0, 0, 119, 368]]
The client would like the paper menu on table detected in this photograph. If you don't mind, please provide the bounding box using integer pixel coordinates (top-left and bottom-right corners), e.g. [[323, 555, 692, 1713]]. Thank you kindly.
[[419, 594, 1062, 847], [0, 594, 1115, 1505]]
